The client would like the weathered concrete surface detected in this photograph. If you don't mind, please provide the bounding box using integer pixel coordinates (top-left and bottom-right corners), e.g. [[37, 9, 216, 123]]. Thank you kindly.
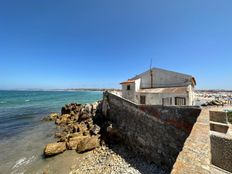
[[209, 111, 227, 124], [210, 122, 229, 133], [172, 106, 232, 174], [209, 109, 232, 173], [104, 92, 201, 171], [171, 108, 211, 174], [211, 133, 232, 173]]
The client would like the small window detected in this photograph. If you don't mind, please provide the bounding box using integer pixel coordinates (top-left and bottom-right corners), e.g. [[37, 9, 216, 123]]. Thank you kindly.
[[175, 97, 186, 106], [127, 85, 131, 90], [162, 97, 172, 106], [140, 96, 146, 104]]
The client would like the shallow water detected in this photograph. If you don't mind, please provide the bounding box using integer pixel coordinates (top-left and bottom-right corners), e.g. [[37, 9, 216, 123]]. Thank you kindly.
[[0, 90, 102, 174]]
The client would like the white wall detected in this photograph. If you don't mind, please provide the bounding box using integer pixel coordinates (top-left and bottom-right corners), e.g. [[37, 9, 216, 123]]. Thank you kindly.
[[140, 69, 193, 89], [122, 83, 135, 102], [137, 93, 189, 105]]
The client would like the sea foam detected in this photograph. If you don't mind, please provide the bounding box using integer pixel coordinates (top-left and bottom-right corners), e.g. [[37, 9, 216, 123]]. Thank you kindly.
[[12, 156, 36, 169]]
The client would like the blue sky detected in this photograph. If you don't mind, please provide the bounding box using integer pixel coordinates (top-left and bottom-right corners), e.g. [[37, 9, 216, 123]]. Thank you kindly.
[[0, 0, 232, 89]]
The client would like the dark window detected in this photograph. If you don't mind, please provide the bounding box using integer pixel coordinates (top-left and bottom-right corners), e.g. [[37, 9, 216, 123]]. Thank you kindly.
[[140, 96, 146, 104], [127, 85, 130, 90], [175, 97, 186, 106]]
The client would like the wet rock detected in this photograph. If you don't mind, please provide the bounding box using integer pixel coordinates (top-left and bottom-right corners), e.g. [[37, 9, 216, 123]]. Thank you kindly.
[[55, 118, 62, 125], [44, 142, 66, 157], [58, 114, 71, 125], [48, 113, 59, 121], [55, 132, 64, 138], [76, 136, 100, 153], [61, 106, 71, 115]]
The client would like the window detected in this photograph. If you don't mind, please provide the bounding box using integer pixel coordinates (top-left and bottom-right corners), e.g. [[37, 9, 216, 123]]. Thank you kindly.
[[140, 96, 146, 104], [127, 85, 131, 90], [175, 97, 186, 106], [162, 97, 172, 106]]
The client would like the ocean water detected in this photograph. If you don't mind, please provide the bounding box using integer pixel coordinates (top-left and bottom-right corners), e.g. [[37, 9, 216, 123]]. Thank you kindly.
[[0, 90, 102, 174]]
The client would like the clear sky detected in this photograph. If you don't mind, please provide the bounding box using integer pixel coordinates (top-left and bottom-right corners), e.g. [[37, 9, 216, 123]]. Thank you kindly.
[[0, 0, 232, 90]]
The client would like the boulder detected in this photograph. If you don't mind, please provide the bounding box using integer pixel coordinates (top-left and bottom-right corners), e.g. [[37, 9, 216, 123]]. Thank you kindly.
[[57, 114, 71, 125], [76, 136, 100, 153], [68, 132, 83, 139], [85, 119, 94, 129], [55, 118, 62, 125], [105, 123, 121, 143], [90, 124, 101, 135], [73, 113, 80, 121], [66, 136, 87, 150], [61, 106, 70, 115], [78, 122, 88, 134], [92, 102, 98, 110], [84, 104, 92, 113], [44, 142, 66, 157], [55, 132, 65, 138], [78, 113, 91, 122], [48, 113, 59, 120]]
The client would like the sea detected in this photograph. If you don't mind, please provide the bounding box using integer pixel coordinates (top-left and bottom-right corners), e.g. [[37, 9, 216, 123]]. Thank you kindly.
[[0, 90, 102, 174]]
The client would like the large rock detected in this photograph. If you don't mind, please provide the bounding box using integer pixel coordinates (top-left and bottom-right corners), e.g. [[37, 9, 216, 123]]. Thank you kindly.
[[66, 136, 87, 150], [44, 142, 66, 157], [105, 123, 121, 143], [90, 124, 101, 135], [61, 106, 71, 115], [56, 114, 71, 125], [78, 113, 91, 122], [76, 136, 100, 153], [48, 113, 59, 121], [92, 102, 98, 110], [84, 104, 92, 113]]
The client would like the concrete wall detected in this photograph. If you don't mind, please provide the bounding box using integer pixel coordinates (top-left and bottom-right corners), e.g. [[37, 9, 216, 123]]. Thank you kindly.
[[209, 111, 228, 124], [103, 91, 201, 171], [210, 110, 232, 173], [211, 133, 232, 173]]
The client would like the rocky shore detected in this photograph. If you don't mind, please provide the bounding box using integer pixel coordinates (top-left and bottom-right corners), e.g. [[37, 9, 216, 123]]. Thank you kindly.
[[42, 101, 167, 174], [43, 101, 106, 157]]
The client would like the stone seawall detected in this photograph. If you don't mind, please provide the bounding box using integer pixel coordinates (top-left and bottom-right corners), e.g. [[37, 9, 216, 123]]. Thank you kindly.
[[103, 92, 201, 171]]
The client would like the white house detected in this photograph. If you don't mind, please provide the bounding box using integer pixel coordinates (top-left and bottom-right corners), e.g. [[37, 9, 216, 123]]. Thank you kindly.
[[120, 67, 196, 106]]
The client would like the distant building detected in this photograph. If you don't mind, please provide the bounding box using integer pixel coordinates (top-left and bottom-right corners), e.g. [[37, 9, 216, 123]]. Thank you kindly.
[[120, 67, 196, 106]]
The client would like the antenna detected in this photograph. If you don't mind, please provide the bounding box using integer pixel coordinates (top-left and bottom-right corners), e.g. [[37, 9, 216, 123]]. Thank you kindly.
[[150, 58, 153, 88], [150, 58, 152, 70]]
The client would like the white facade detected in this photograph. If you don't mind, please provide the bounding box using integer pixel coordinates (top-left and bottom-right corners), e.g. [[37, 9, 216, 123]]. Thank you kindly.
[[120, 67, 196, 106]]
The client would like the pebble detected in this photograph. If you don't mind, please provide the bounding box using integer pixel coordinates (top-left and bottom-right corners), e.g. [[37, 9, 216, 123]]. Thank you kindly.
[[69, 144, 167, 174]]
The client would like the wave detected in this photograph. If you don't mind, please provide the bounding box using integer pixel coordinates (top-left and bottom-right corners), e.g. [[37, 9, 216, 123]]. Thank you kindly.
[[25, 100, 30, 102], [0, 101, 6, 104], [12, 156, 36, 169]]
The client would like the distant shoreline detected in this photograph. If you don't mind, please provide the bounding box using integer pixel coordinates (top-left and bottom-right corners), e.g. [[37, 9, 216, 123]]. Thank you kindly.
[[65, 88, 121, 92], [0, 88, 121, 92]]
